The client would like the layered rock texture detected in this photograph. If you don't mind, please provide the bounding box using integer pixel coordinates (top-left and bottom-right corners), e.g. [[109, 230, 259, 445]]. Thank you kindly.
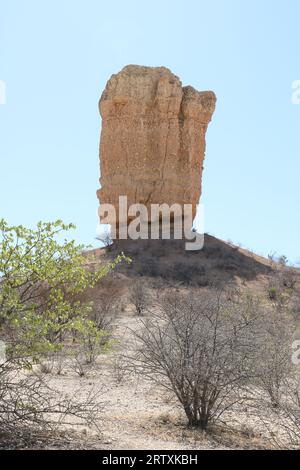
[[97, 65, 216, 228]]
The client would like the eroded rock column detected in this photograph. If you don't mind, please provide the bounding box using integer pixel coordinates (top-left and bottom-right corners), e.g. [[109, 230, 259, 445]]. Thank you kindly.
[[97, 65, 216, 233]]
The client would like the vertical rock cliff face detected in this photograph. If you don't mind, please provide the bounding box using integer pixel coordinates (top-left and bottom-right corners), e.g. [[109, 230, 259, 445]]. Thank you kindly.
[[97, 65, 216, 228]]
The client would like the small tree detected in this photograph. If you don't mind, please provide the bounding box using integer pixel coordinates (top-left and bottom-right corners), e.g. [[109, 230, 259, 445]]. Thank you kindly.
[[0, 219, 126, 439], [0, 219, 125, 357]]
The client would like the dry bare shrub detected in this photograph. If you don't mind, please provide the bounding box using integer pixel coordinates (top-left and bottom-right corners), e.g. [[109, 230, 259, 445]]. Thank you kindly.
[[275, 377, 300, 448], [36, 351, 66, 376], [253, 307, 295, 408], [129, 289, 259, 430], [53, 351, 66, 375], [0, 361, 104, 442], [236, 298, 299, 448], [112, 355, 127, 384], [70, 353, 86, 377], [267, 267, 297, 305], [254, 375, 300, 449], [282, 268, 297, 290], [130, 280, 148, 316], [90, 291, 119, 332]]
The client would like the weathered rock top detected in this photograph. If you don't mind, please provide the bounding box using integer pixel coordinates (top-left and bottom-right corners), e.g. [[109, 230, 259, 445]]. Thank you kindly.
[[99, 64, 215, 119]]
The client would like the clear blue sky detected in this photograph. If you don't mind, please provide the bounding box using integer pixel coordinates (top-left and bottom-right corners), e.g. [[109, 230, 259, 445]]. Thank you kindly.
[[0, 0, 299, 263]]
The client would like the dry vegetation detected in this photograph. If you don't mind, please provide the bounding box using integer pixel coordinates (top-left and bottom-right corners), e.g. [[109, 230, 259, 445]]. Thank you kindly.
[[1, 231, 300, 449]]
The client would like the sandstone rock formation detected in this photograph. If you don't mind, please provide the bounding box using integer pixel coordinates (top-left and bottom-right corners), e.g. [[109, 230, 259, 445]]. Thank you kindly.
[[97, 65, 216, 230]]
